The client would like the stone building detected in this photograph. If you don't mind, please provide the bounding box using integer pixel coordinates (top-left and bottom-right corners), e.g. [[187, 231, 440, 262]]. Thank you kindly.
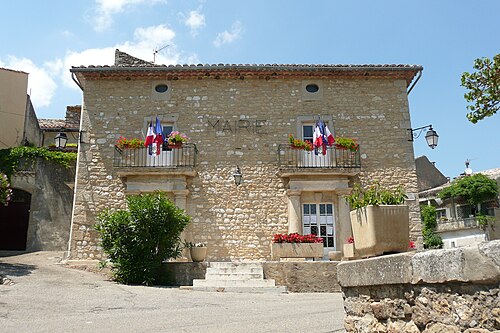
[[68, 50, 422, 261]]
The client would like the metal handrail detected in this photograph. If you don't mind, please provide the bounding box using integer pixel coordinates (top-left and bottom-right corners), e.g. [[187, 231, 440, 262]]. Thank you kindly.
[[113, 143, 197, 168], [278, 144, 361, 169]]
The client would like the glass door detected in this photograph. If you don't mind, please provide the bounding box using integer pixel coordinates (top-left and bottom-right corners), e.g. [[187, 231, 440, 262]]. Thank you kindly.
[[303, 203, 336, 255]]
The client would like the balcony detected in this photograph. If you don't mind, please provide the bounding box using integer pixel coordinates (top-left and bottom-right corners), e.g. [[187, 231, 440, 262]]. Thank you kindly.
[[278, 144, 361, 171], [437, 217, 480, 232], [113, 143, 197, 171]]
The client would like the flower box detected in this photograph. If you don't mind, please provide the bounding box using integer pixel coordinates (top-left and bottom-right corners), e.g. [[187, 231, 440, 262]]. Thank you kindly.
[[349, 205, 409, 257], [271, 243, 324, 260]]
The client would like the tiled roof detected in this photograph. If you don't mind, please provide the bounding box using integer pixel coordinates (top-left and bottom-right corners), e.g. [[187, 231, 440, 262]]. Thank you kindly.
[[70, 50, 423, 86], [39, 118, 79, 131], [0, 67, 28, 75]]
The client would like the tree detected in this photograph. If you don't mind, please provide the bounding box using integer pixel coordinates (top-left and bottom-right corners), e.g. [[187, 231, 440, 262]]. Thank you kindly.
[[438, 173, 498, 205], [95, 192, 190, 285], [461, 54, 499, 124]]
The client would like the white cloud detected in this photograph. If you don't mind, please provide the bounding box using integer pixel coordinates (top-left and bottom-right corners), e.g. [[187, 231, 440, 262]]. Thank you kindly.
[[213, 21, 243, 47], [62, 25, 191, 89], [184, 10, 206, 36], [0, 56, 58, 109], [92, 0, 166, 32]]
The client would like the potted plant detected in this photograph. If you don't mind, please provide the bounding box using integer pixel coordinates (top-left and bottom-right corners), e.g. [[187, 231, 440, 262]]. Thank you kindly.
[[345, 182, 409, 257], [334, 137, 359, 152], [343, 236, 356, 259], [115, 136, 145, 150], [184, 241, 207, 262], [271, 233, 324, 260], [288, 134, 313, 151], [167, 131, 190, 148]]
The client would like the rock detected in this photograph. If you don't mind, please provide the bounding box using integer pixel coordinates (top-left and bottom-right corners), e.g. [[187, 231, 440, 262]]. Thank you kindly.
[[423, 323, 461, 333]]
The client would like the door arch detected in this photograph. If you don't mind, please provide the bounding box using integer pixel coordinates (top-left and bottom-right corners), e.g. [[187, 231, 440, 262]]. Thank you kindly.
[[0, 189, 31, 250]]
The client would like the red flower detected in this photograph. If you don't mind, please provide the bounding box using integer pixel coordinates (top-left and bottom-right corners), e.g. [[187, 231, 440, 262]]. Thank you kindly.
[[346, 236, 355, 244], [272, 233, 323, 244], [409, 241, 416, 249]]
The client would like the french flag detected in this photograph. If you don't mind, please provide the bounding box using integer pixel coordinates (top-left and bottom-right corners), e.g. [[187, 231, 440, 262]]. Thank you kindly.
[[153, 117, 164, 156], [144, 121, 155, 155], [313, 120, 335, 155]]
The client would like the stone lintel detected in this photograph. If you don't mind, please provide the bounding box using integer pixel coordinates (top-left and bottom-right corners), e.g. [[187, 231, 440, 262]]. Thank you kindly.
[[337, 240, 500, 288], [278, 169, 360, 178]]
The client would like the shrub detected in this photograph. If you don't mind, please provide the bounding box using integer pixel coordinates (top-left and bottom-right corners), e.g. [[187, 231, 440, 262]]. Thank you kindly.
[[95, 192, 190, 285], [0, 172, 12, 206], [438, 173, 498, 205], [345, 182, 407, 209], [421, 205, 443, 249]]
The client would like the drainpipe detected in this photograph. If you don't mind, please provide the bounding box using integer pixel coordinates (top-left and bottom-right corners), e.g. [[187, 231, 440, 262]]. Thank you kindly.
[[71, 72, 84, 91], [407, 69, 422, 95]]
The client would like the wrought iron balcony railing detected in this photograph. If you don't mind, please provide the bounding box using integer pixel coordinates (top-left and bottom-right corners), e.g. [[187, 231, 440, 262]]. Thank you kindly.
[[113, 143, 197, 168], [278, 144, 361, 169]]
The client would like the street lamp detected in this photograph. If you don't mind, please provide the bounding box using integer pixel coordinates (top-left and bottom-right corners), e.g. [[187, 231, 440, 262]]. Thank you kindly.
[[408, 125, 439, 149], [233, 166, 243, 186], [54, 132, 68, 149]]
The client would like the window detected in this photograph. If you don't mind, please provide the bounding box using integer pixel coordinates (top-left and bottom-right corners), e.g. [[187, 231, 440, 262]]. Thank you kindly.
[[436, 208, 447, 221], [155, 84, 169, 93], [456, 204, 474, 219], [302, 124, 314, 143], [305, 84, 319, 93], [302, 203, 335, 249]]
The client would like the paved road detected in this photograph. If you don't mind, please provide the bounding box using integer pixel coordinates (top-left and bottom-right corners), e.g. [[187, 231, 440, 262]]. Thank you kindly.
[[0, 252, 345, 333]]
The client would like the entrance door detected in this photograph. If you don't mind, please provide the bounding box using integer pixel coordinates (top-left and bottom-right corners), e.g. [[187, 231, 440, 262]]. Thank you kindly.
[[0, 189, 31, 250], [302, 203, 336, 255]]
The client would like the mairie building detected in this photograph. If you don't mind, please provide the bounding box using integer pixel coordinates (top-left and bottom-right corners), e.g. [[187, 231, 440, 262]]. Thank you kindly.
[[68, 50, 422, 261]]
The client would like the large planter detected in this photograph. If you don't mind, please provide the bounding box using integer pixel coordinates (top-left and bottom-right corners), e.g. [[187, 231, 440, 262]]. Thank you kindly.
[[190, 247, 207, 262], [271, 242, 324, 260], [349, 205, 409, 257]]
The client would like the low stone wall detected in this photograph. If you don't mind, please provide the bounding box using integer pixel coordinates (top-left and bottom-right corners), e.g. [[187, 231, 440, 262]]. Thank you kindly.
[[264, 261, 340, 293], [337, 241, 500, 332], [159, 262, 207, 286]]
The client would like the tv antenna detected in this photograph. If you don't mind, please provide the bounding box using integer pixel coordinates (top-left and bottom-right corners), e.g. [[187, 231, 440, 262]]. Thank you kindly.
[[153, 44, 170, 63]]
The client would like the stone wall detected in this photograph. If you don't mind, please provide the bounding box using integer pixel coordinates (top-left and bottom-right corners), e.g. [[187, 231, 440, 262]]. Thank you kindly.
[[263, 261, 340, 292], [12, 158, 76, 251], [337, 240, 500, 332], [70, 72, 420, 261]]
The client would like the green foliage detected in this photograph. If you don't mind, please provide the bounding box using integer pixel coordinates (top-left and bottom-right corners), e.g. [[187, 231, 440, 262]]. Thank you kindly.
[[421, 205, 443, 249], [288, 134, 313, 151], [461, 54, 499, 123], [95, 192, 190, 285], [345, 182, 407, 209], [0, 146, 77, 177], [0, 172, 12, 206], [438, 174, 498, 205], [334, 137, 359, 152], [476, 213, 495, 231]]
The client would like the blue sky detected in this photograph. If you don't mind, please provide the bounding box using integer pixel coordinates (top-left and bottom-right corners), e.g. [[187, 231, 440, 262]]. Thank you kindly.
[[1, 0, 499, 178]]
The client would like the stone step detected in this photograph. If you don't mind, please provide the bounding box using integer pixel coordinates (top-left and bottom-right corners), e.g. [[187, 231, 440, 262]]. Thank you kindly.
[[205, 273, 264, 280], [206, 267, 263, 275], [192, 286, 287, 293], [193, 278, 278, 288], [209, 262, 263, 269]]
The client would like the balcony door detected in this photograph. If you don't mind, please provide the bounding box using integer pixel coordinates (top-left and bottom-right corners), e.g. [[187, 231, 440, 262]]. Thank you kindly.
[[301, 123, 334, 167]]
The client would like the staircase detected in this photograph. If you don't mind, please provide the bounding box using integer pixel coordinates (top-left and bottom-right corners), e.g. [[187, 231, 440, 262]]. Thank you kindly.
[[192, 262, 287, 293]]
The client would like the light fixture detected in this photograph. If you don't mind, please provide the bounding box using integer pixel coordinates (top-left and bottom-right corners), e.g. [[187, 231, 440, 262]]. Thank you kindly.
[[408, 125, 439, 149], [233, 166, 242, 186], [55, 132, 68, 149]]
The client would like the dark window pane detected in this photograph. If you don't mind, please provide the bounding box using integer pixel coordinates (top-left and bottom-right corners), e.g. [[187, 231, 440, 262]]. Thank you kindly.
[[320, 204, 325, 215], [327, 237, 334, 247], [320, 226, 326, 236], [303, 204, 309, 215], [311, 205, 316, 214], [306, 84, 319, 93], [311, 226, 318, 235], [327, 204, 333, 214], [155, 84, 168, 93], [303, 125, 313, 139]]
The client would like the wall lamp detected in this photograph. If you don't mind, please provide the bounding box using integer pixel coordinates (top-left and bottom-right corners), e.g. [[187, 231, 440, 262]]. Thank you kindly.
[[408, 125, 439, 149], [233, 166, 243, 186], [54, 131, 68, 149]]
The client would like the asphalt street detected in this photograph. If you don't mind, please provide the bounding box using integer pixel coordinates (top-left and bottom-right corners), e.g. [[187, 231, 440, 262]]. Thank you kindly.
[[0, 252, 345, 333]]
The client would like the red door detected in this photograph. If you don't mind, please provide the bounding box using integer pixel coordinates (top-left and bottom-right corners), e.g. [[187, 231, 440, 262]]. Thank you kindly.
[[0, 189, 31, 250]]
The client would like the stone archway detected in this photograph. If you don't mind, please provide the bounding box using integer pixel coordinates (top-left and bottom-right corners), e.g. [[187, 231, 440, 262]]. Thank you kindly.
[[0, 189, 31, 250]]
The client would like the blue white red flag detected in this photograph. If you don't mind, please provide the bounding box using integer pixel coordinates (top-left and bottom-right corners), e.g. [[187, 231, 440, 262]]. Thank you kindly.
[[313, 120, 335, 155], [144, 121, 155, 155], [153, 117, 164, 156]]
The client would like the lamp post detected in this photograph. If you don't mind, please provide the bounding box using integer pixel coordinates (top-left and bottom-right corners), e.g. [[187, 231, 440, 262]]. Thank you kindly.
[[54, 132, 68, 149], [233, 166, 242, 186], [408, 125, 439, 149]]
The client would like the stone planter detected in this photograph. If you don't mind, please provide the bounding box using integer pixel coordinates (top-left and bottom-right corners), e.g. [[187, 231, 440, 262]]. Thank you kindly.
[[349, 205, 409, 257], [190, 247, 207, 262], [343, 243, 356, 259], [271, 243, 324, 260]]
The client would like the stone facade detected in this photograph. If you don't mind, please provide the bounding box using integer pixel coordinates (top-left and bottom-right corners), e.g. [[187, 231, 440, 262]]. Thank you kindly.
[[337, 240, 500, 332], [68, 50, 422, 261]]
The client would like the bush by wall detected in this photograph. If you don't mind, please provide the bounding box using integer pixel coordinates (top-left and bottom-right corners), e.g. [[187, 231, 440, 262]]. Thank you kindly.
[[421, 205, 443, 249], [95, 192, 190, 285]]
